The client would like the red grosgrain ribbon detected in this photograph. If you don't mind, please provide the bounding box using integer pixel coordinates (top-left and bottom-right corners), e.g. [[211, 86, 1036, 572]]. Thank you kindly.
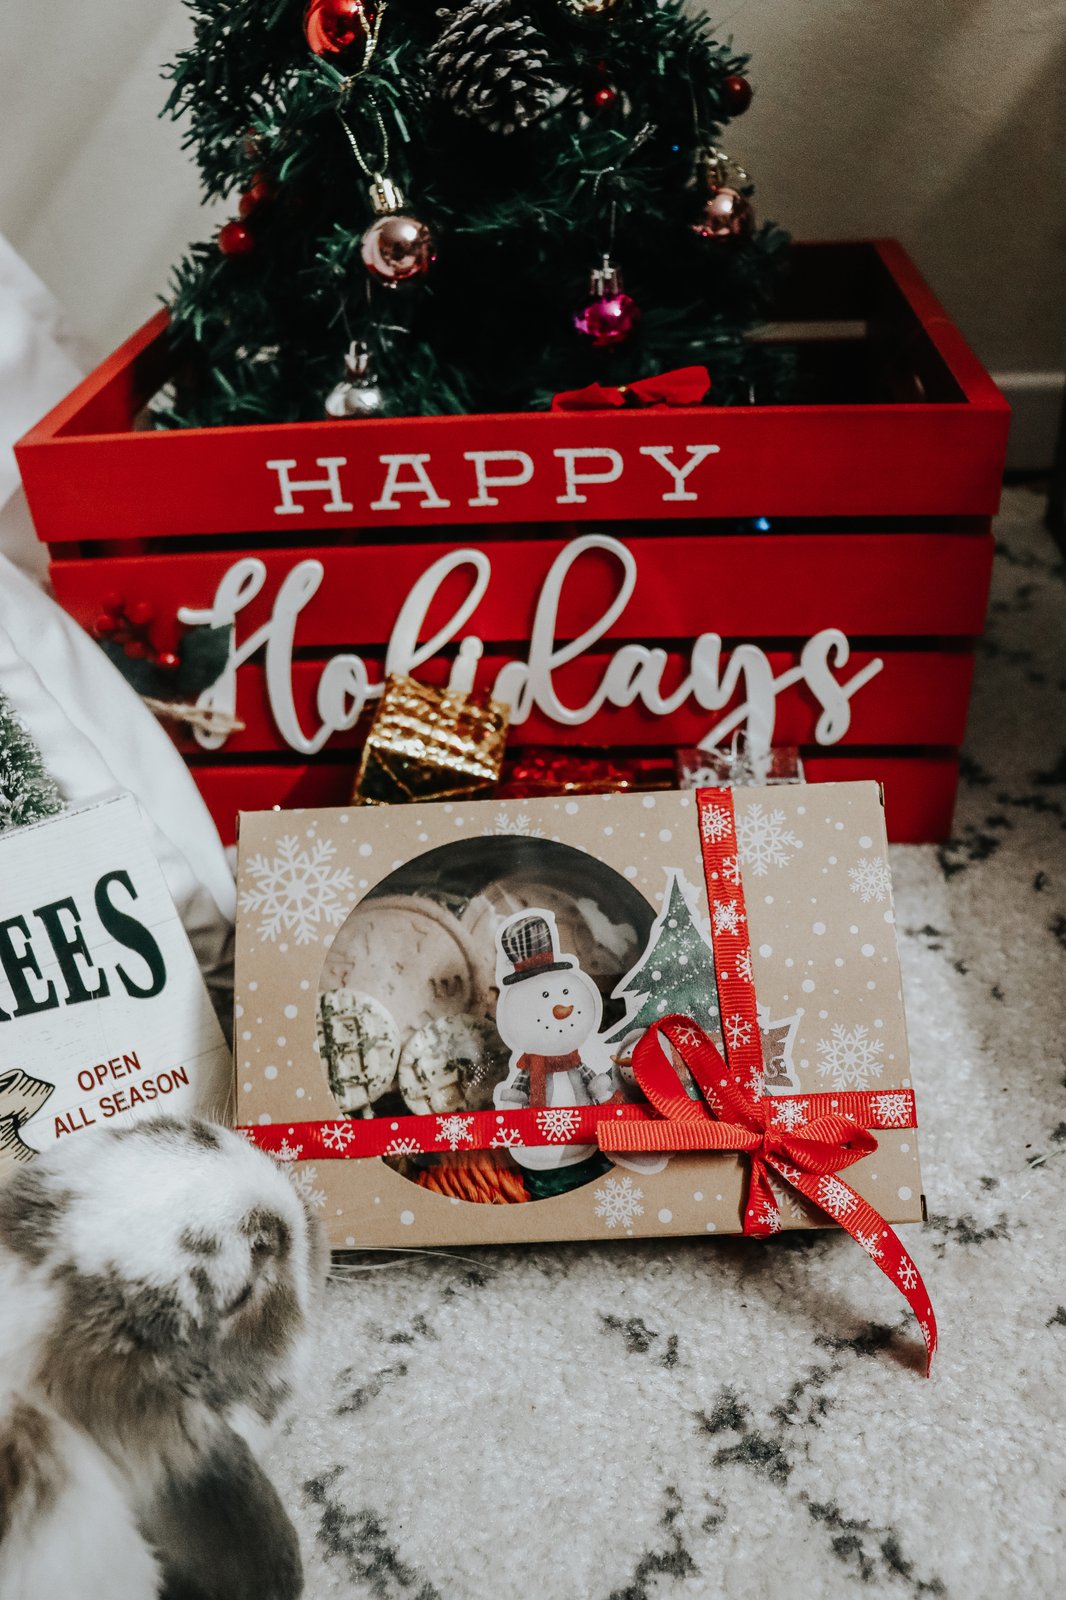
[[551, 366, 711, 411], [600, 787, 937, 1375]]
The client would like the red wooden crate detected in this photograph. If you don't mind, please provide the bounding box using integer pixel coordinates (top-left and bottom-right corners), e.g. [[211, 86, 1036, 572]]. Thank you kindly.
[[15, 240, 1008, 844]]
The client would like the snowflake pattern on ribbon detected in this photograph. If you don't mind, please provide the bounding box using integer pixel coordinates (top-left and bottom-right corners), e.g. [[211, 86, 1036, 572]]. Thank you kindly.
[[724, 1013, 753, 1051], [383, 1137, 423, 1157], [592, 1174, 644, 1233], [872, 1091, 912, 1127], [817, 1174, 859, 1220], [721, 853, 743, 887], [435, 1114, 475, 1150], [756, 1202, 782, 1233], [321, 1121, 356, 1152], [712, 898, 744, 937], [288, 1165, 326, 1210], [771, 1098, 809, 1132], [489, 1126, 524, 1148], [848, 856, 892, 904], [856, 1230, 884, 1261], [734, 802, 800, 875], [734, 948, 754, 984], [816, 1023, 886, 1090], [898, 1258, 919, 1291], [536, 1106, 582, 1142], [699, 804, 732, 844], [274, 1137, 303, 1163], [238, 835, 354, 945]]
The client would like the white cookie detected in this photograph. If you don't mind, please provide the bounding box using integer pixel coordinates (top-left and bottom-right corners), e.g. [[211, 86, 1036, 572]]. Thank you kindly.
[[323, 895, 480, 1042], [398, 1014, 508, 1115], [317, 988, 401, 1114]]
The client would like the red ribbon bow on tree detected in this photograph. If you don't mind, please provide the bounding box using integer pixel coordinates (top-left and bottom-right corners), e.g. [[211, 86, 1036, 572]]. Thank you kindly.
[[551, 366, 711, 411]]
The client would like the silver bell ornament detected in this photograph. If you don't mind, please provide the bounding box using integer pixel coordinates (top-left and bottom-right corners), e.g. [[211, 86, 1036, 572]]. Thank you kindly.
[[691, 149, 754, 241], [325, 341, 388, 418]]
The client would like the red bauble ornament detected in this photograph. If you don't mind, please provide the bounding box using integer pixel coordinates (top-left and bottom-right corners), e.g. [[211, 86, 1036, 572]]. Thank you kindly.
[[128, 600, 156, 627], [218, 220, 255, 257], [583, 59, 618, 114], [157, 651, 180, 672], [304, 0, 378, 70], [722, 73, 753, 114]]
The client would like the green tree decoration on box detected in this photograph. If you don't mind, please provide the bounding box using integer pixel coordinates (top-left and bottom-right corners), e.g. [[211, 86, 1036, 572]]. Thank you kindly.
[[158, 0, 790, 426], [0, 691, 64, 836], [606, 868, 720, 1051]]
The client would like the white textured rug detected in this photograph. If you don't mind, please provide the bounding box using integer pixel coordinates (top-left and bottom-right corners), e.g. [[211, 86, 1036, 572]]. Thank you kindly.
[[267, 486, 1066, 1599]]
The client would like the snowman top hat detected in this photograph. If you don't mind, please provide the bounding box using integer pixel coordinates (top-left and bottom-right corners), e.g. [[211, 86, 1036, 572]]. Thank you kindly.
[[499, 913, 576, 986]]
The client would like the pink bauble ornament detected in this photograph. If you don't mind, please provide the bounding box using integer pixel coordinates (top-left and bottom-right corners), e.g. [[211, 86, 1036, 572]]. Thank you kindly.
[[573, 292, 640, 346], [360, 212, 436, 283]]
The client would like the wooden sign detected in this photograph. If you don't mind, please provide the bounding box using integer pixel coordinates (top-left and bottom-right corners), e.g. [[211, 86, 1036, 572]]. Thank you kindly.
[[0, 794, 231, 1173]]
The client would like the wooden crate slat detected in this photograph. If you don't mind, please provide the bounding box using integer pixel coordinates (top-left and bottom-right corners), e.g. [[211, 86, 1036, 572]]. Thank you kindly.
[[200, 754, 960, 847], [50, 528, 995, 641], [166, 647, 976, 756]]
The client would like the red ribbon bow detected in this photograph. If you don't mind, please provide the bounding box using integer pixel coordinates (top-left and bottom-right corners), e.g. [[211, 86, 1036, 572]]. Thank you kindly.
[[551, 366, 711, 411]]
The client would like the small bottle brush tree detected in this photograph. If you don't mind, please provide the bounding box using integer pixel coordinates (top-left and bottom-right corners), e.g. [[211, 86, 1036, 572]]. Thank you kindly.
[[160, 0, 790, 425]]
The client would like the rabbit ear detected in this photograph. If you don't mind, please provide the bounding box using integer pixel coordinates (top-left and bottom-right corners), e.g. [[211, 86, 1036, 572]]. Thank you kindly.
[[140, 1424, 302, 1600]]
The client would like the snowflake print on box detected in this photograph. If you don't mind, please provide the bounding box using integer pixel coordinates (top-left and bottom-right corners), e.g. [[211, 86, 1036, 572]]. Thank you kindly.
[[239, 835, 354, 944], [848, 856, 892, 904], [593, 1174, 644, 1234], [816, 1022, 885, 1090], [484, 810, 546, 840], [288, 1164, 327, 1210], [734, 801, 800, 875]]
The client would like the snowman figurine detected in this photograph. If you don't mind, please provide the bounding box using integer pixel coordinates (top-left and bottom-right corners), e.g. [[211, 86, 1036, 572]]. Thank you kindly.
[[493, 910, 622, 1171]]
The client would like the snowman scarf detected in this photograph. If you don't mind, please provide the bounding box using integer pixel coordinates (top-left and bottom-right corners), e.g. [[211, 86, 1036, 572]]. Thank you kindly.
[[518, 1049, 584, 1108]]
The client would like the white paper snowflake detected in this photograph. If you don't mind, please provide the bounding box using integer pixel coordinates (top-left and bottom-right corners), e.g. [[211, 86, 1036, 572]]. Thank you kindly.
[[848, 856, 892, 904], [734, 802, 800, 875], [871, 1091, 911, 1127], [274, 1137, 303, 1163], [712, 898, 745, 937], [817, 1174, 858, 1220], [384, 1136, 423, 1157], [700, 804, 733, 844], [734, 948, 754, 984], [855, 1230, 884, 1261], [593, 1174, 645, 1233], [489, 1126, 524, 1148], [816, 1023, 885, 1090], [321, 1121, 356, 1152], [722, 853, 743, 887], [724, 1013, 753, 1050], [239, 835, 354, 945], [771, 1098, 809, 1132], [486, 810, 545, 839], [288, 1164, 326, 1210], [898, 1258, 919, 1291], [536, 1106, 582, 1142], [435, 1114, 475, 1151]]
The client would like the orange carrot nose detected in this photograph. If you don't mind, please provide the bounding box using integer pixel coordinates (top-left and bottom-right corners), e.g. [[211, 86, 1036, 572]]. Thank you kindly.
[[552, 1004, 574, 1020]]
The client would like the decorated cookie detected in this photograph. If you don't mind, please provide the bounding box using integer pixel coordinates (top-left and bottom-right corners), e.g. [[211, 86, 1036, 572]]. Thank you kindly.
[[322, 895, 480, 1042], [398, 1013, 508, 1115], [317, 988, 401, 1115]]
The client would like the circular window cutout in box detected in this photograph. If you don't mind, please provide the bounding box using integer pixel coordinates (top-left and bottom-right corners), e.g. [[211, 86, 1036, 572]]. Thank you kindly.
[[316, 836, 654, 1203]]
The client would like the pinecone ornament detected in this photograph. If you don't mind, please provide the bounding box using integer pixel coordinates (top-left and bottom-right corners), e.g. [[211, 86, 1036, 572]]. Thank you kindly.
[[429, 0, 555, 135]]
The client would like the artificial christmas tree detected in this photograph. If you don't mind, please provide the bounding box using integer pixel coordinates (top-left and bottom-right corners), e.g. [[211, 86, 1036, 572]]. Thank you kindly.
[[159, 0, 788, 424]]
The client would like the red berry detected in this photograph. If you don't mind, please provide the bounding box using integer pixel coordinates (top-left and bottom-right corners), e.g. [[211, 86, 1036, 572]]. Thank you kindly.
[[103, 589, 124, 614], [722, 73, 753, 114], [239, 177, 276, 218], [94, 613, 117, 637], [157, 651, 180, 671], [591, 85, 617, 109], [128, 599, 155, 626], [124, 640, 149, 659], [218, 220, 255, 257]]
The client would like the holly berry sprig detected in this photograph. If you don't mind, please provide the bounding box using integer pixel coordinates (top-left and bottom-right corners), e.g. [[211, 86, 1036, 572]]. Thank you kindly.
[[92, 595, 230, 703]]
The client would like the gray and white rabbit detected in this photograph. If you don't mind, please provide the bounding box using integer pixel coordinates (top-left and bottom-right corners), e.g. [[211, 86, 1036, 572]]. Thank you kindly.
[[0, 1115, 327, 1600]]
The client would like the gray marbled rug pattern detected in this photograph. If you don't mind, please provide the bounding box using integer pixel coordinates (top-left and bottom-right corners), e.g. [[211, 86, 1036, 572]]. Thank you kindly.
[[266, 487, 1066, 1599]]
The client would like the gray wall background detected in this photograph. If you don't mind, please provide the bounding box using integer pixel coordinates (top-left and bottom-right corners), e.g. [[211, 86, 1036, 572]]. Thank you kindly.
[[2, 1, 1063, 379]]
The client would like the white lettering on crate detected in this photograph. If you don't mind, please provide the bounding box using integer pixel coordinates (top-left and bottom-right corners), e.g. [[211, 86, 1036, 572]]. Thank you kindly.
[[177, 534, 883, 757]]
